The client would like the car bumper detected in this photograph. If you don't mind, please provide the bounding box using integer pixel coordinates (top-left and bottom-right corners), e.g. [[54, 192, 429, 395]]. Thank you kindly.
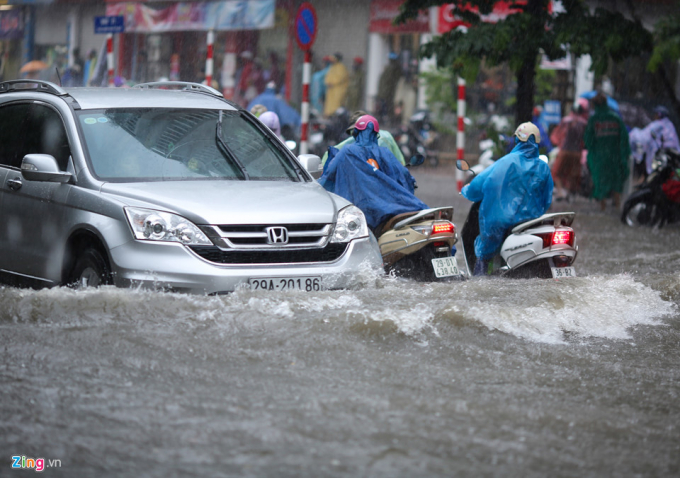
[[108, 236, 383, 294]]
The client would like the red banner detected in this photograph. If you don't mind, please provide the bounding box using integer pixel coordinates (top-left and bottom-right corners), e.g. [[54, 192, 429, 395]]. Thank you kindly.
[[370, 0, 430, 34], [438, 1, 526, 33]]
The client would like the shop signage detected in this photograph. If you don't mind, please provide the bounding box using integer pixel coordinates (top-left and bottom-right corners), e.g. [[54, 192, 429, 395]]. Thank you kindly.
[[438, 1, 556, 33], [369, 0, 429, 34], [295, 3, 316, 51], [0, 9, 24, 40], [438, 1, 525, 33], [542, 100, 562, 125], [94, 16, 125, 34], [105, 0, 275, 33]]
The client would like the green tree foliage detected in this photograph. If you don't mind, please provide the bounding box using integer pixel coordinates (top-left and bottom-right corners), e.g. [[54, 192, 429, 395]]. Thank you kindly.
[[648, 13, 680, 73], [397, 0, 653, 125]]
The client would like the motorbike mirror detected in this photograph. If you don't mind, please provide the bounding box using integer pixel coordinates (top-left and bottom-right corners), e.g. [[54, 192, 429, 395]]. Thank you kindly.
[[409, 154, 425, 167], [456, 159, 471, 171]]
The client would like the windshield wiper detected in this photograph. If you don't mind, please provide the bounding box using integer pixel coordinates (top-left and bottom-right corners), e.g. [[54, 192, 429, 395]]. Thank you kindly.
[[216, 110, 250, 180]]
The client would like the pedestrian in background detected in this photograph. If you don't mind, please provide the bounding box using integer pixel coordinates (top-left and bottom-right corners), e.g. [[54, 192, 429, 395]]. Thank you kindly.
[[550, 98, 589, 200], [323, 53, 349, 117], [377, 52, 402, 126], [310, 55, 331, 114], [345, 57, 365, 113], [585, 92, 630, 211]]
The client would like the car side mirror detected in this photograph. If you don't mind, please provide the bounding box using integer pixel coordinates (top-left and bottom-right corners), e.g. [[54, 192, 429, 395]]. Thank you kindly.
[[297, 153, 323, 179], [409, 154, 425, 167], [21, 154, 73, 183]]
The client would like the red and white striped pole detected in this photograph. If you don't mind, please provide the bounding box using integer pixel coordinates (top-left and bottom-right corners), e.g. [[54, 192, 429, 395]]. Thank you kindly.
[[205, 29, 214, 87], [300, 50, 311, 155], [456, 77, 466, 192], [106, 33, 114, 87]]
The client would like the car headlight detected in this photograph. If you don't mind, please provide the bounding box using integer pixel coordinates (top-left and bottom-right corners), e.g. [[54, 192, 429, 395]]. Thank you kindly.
[[331, 205, 369, 243], [124, 207, 212, 245]]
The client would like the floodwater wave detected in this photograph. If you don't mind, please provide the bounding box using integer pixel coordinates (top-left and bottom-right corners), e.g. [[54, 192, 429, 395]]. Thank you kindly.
[[1, 272, 675, 345]]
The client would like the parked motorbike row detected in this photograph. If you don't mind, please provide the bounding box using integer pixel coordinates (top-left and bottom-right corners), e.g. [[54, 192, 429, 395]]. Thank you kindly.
[[622, 145, 680, 228]]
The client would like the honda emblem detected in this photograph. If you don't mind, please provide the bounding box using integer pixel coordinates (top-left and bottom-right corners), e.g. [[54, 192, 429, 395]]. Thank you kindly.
[[266, 226, 289, 244]]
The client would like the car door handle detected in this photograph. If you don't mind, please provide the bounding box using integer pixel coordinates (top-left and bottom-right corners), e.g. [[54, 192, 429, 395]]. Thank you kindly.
[[6, 178, 22, 191]]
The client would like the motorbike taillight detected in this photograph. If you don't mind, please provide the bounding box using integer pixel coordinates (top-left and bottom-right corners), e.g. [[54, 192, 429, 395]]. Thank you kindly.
[[536, 230, 574, 248], [552, 230, 574, 247], [432, 222, 454, 235]]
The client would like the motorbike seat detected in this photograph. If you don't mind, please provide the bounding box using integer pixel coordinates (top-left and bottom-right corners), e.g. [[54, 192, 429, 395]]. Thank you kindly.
[[373, 211, 419, 238]]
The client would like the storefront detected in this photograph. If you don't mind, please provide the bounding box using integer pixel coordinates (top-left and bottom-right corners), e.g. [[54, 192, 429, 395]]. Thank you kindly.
[[365, 0, 431, 114], [105, 0, 289, 103]]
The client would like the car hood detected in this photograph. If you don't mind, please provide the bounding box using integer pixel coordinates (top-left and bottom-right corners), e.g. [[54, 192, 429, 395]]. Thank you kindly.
[[100, 180, 346, 225]]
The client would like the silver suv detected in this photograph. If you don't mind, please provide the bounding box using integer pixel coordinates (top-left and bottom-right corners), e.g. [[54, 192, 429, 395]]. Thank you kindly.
[[0, 80, 382, 293]]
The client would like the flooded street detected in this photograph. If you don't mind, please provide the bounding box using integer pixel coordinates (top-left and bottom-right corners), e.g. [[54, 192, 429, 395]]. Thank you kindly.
[[2, 168, 679, 477]]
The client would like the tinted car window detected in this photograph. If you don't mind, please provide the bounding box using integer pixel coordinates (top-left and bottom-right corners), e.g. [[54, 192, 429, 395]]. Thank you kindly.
[[0, 103, 31, 168], [77, 108, 300, 182], [0, 103, 71, 170]]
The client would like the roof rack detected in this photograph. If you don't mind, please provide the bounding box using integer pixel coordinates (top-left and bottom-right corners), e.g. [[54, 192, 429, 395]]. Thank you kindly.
[[0, 79, 68, 96], [133, 81, 223, 98]]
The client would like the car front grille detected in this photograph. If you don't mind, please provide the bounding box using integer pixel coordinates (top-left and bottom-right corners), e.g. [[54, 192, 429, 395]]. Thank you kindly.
[[201, 223, 333, 249], [189, 243, 348, 264]]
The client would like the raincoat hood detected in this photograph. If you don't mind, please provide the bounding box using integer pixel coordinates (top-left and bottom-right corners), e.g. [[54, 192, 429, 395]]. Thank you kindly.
[[354, 124, 379, 147], [461, 138, 553, 260]]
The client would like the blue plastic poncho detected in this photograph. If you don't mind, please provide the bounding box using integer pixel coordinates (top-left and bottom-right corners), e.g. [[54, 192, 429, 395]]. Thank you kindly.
[[318, 125, 428, 230], [461, 138, 553, 260]]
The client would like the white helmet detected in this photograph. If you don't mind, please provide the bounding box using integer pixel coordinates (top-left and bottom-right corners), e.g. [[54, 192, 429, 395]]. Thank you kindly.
[[514, 122, 541, 144]]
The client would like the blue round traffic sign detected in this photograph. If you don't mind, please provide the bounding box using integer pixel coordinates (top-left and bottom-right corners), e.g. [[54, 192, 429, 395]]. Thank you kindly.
[[295, 3, 317, 51]]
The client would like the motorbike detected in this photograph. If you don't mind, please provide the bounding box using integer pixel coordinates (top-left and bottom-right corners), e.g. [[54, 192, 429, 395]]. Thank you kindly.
[[394, 110, 439, 167], [468, 136, 502, 181], [375, 206, 462, 281], [456, 160, 579, 279], [372, 154, 463, 281], [621, 146, 680, 227]]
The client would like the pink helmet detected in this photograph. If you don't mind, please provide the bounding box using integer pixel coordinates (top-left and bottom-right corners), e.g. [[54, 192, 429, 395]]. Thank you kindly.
[[353, 115, 379, 133]]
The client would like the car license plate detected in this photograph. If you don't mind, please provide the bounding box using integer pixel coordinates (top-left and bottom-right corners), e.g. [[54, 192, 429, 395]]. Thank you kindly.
[[551, 267, 576, 278], [431, 257, 460, 278], [248, 276, 323, 292]]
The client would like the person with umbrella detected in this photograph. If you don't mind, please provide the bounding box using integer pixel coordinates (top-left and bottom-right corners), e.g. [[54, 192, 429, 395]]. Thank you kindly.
[[20, 60, 49, 80]]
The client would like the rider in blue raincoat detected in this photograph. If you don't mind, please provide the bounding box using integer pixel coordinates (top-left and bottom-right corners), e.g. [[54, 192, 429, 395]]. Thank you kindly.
[[462, 122, 553, 275], [318, 115, 427, 233]]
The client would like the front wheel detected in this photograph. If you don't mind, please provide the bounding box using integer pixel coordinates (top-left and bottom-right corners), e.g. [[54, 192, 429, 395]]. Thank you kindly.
[[621, 192, 660, 227], [68, 248, 112, 288]]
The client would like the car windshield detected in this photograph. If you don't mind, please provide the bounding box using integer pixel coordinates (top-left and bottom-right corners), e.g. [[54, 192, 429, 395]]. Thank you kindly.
[[76, 108, 300, 182]]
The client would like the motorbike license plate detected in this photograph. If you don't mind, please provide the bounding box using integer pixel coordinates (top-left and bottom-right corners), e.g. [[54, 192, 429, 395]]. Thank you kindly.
[[431, 257, 460, 278], [248, 276, 323, 292], [310, 132, 324, 143], [551, 267, 576, 278]]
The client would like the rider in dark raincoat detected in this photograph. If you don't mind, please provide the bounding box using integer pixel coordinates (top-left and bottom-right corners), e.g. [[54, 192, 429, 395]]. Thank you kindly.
[[462, 122, 553, 275], [318, 115, 427, 233]]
